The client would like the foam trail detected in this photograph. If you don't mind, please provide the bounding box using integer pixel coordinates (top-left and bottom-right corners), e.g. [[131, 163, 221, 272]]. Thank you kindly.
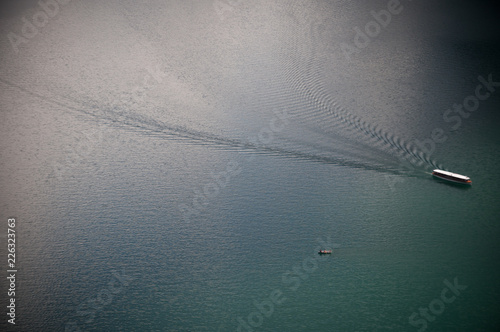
[[0, 78, 418, 177]]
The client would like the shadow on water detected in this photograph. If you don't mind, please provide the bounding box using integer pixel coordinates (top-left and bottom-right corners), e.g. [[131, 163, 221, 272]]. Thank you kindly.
[[431, 177, 473, 190]]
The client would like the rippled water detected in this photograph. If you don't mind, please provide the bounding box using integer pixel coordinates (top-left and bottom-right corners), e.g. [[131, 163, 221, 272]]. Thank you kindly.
[[1, 1, 500, 331]]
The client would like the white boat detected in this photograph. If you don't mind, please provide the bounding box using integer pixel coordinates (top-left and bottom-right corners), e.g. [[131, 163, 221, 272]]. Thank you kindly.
[[432, 169, 471, 185]]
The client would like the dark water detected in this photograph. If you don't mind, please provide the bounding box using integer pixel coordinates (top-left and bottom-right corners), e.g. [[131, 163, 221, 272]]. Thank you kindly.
[[1, 1, 500, 331]]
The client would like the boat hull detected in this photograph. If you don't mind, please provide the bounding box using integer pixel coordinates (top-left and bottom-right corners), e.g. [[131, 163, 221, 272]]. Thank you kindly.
[[432, 170, 471, 185]]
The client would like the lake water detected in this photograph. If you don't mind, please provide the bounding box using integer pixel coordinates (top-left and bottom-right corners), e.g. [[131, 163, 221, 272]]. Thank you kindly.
[[1, 1, 500, 331]]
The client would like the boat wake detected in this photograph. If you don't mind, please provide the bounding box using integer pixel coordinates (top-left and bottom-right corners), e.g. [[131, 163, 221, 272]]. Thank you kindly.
[[281, 7, 445, 176], [0, 2, 445, 181], [1, 77, 422, 178]]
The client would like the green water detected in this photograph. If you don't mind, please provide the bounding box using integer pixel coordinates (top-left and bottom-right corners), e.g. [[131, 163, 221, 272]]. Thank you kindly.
[[1, 0, 499, 331]]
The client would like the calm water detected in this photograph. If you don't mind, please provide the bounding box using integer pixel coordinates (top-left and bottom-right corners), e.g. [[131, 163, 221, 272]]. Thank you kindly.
[[1, 1, 500, 331]]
